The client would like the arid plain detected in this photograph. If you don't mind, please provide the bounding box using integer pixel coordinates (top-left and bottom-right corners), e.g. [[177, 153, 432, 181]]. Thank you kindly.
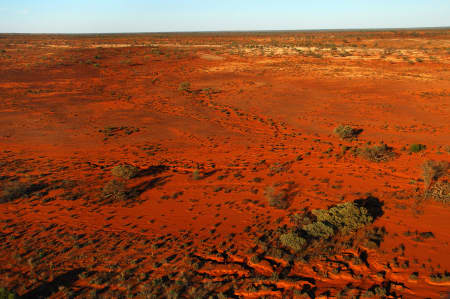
[[0, 30, 449, 298]]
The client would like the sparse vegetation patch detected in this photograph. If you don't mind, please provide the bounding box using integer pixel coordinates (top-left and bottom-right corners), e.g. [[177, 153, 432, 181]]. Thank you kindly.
[[359, 144, 396, 162], [333, 125, 361, 140], [178, 82, 191, 93], [409, 143, 426, 153], [101, 179, 129, 202], [422, 160, 449, 190]]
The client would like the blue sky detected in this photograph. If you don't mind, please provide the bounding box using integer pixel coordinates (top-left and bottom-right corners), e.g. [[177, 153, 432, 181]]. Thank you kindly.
[[1, 0, 449, 33]]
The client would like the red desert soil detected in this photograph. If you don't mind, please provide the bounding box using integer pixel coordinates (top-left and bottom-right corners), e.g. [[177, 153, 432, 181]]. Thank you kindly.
[[0, 30, 449, 298]]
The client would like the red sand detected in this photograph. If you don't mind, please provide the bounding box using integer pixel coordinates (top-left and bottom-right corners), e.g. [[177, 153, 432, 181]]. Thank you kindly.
[[0, 30, 449, 298]]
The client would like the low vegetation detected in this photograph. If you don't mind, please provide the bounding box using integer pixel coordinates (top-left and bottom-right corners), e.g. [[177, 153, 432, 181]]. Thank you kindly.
[[101, 179, 128, 202], [422, 160, 449, 189], [0, 287, 17, 299], [280, 200, 377, 252], [111, 164, 139, 179], [192, 169, 201, 180], [279, 232, 306, 251], [178, 82, 191, 93], [428, 181, 449, 203], [422, 160, 449, 203], [359, 144, 396, 162], [409, 143, 426, 153], [333, 125, 361, 140]]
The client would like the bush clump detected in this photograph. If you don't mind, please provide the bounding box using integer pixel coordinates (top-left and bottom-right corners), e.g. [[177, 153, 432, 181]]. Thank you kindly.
[[111, 164, 139, 179], [102, 180, 128, 202], [280, 201, 375, 252], [279, 232, 307, 251], [312, 202, 373, 234], [427, 181, 449, 203], [359, 144, 396, 162], [409, 143, 426, 153], [333, 125, 360, 140], [302, 221, 335, 239]]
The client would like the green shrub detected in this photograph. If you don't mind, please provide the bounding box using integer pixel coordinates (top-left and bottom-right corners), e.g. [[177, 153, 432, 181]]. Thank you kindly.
[[111, 164, 139, 179], [0, 287, 17, 299], [409, 144, 426, 153], [359, 144, 396, 162], [279, 232, 306, 251], [279, 200, 378, 253], [311, 202, 373, 234], [192, 169, 201, 180], [333, 125, 358, 140]]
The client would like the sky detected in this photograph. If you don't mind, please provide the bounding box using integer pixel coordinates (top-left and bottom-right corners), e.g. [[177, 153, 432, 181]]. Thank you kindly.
[[0, 0, 449, 33]]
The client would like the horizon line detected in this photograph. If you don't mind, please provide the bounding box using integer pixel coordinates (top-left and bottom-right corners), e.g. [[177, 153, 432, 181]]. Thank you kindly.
[[1, 25, 449, 35]]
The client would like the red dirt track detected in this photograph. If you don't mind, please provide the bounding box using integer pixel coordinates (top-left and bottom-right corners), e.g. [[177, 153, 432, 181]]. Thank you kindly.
[[0, 30, 449, 298]]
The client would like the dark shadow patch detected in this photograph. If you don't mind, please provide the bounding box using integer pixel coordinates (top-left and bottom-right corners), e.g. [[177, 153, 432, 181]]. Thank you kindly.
[[136, 165, 169, 178], [21, 268, 84, 299], [354, 195, 384, 220], [129, 175, 171, 198]]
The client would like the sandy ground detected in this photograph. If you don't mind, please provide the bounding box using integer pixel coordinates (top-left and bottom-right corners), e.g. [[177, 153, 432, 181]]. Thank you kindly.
[[0, 29, 449, 298]]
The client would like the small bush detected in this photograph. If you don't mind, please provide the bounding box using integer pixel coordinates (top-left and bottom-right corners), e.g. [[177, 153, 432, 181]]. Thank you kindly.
[[279, 232, 306, 251], [192, 169, 201, 180], [409, 144, 426, 153], [422, 160, 449, 190], [333, 125, 359, 140], [359, 144, 396, 162], [111, 164, 139, 179], [279, 201, 377, 252], [102, 180, 128, 201], [312, 202, 373, 234], [178, 82, 191, 92]]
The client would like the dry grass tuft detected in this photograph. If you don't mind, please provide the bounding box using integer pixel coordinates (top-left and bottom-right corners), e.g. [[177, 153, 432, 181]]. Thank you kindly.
[[102, 180, 128, 202], [359, 144, 396, 162], [333, 125, 360, 140], [422, 160, 449, 189], [427, 181, 449, 203]]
